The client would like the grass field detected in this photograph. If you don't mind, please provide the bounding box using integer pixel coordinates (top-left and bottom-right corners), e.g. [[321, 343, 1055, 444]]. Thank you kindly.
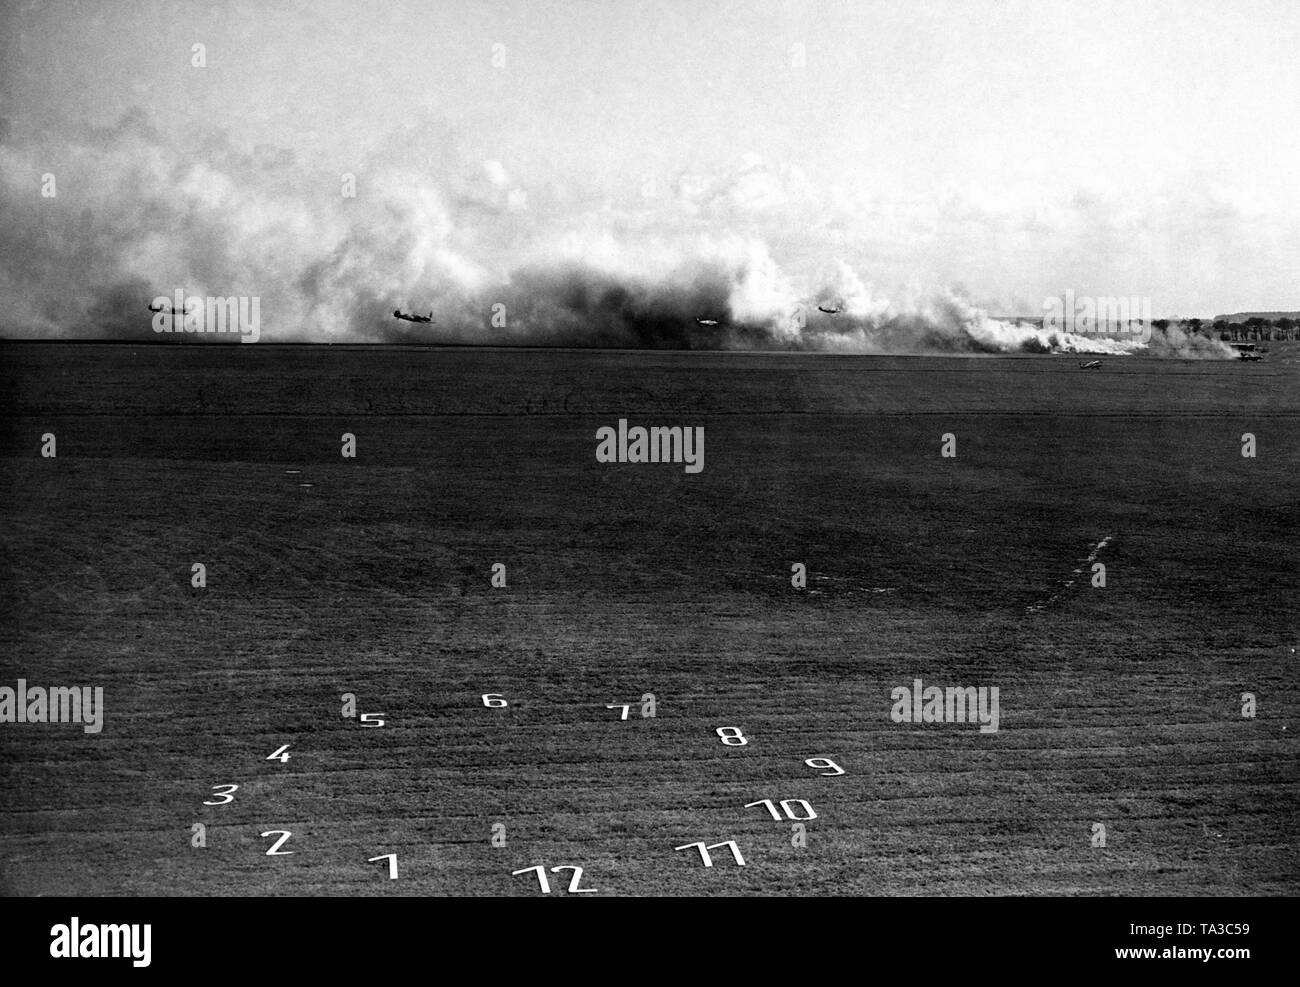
[[1, 342, 1297, 896]]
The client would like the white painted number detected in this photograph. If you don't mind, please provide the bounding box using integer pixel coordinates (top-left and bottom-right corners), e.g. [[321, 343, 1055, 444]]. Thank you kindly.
[[513, 865, 551, 894], [606, 704, 631, 720], [512, 864, 598, 894], [674, 840, 746, 867], [716, 726, 747, 746], [804, 756, 844, 776], [369, 853, 398, 879], [266, 745, 291, 763], [551, 865, 598, 893], [359, 712, 385, 727], [745, 798, 818, 821], [261, 830, 293, 855], [203, 784, 239, 806], [482, 694, 508, 708]]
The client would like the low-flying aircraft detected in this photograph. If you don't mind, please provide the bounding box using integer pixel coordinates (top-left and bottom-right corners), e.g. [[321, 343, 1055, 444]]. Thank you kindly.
[[696, 318, 719, 326], [817, 304, 841, 315], [148, 301, 175, 314], [1079, 360, 1103, 370], [393, 309, 434, 324]]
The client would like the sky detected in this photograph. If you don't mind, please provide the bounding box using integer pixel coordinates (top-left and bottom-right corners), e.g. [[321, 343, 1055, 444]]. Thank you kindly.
[[2, 0, 1298, 341]]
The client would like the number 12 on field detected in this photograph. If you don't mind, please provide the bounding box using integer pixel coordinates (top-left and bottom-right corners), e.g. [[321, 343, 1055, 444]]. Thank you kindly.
[[511, 865, 598, 894]]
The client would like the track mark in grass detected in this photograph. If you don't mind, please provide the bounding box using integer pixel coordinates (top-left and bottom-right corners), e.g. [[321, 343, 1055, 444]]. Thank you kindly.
[[1026, 534, 1114, 613]]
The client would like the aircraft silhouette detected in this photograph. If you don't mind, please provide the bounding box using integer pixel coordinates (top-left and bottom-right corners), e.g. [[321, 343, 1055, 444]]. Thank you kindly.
[[394, 309, 434, 324], [817, 305, 841, 315], [1079, 360, 1102, 369], [696, 318, 719, 326], [148, 302, 176, 314]]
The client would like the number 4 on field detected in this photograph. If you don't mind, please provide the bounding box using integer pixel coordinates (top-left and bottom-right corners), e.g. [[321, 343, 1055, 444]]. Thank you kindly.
[[266, 745, 291, 763]]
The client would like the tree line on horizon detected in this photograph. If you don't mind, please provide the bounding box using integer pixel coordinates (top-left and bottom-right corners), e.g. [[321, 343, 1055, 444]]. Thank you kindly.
[[1177, 316, 1296, 341], [1034, 315, 1298, 341]]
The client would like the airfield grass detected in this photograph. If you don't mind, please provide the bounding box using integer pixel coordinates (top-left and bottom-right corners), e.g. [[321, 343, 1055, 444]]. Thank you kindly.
[[0, 344, 1296, 896]]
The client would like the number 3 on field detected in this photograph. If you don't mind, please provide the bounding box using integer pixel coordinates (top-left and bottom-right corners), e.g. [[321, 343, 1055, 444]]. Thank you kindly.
[[203, 784, 239, 806]]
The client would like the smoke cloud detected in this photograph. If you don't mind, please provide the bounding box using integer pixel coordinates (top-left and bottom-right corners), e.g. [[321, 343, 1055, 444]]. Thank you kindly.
[[0, 111, 1235, 358]]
